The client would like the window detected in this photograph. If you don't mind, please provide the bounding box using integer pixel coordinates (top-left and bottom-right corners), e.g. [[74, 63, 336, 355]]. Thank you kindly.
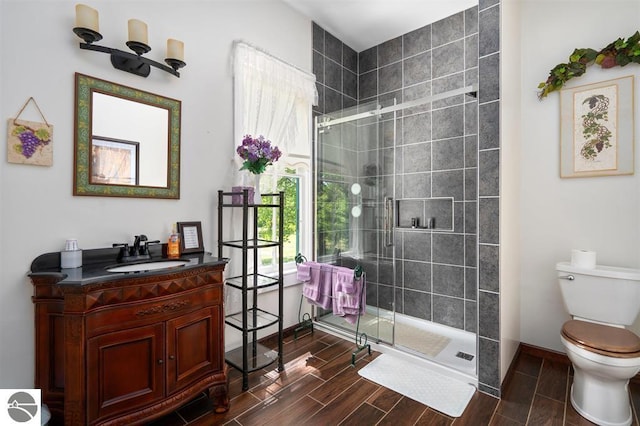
[[257, 164, 310, 274]]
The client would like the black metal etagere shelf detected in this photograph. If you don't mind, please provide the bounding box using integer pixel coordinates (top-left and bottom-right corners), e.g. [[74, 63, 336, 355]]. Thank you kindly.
[[217, 189, 284, 391]]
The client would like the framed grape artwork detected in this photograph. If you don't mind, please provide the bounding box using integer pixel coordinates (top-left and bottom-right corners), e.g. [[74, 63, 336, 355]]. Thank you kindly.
[[559, 75, 634, 178]]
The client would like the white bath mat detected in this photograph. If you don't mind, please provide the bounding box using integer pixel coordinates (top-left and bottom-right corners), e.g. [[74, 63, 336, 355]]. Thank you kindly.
[[394, 323, 451, 358], [358, 353, 475, 417]]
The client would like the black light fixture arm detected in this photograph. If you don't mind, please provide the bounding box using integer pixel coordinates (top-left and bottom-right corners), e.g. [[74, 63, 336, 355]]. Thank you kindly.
[[79, 42, 183, 77]]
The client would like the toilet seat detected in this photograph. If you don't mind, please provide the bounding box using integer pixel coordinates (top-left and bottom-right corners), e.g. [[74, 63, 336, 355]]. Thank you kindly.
[[562, 320, 640, 358]]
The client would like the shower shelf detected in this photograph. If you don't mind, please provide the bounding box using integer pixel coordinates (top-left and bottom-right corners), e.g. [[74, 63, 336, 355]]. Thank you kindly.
[[397, 226, 441, 231], [395, 197, 454, 232]]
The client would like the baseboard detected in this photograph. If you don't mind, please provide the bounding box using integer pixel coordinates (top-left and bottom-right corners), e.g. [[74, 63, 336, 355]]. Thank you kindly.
[[514, 342, 640, 385], [519, 342, 572, 365]]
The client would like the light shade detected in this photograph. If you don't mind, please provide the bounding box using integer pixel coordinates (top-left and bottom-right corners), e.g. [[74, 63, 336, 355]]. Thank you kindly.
[[75, 4, 99, 32], [167, 39, 184, 61], [128, 19, 148, 45]]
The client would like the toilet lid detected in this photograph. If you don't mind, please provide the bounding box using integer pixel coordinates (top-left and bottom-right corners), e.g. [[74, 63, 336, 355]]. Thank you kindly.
[[562, 320, 640, 358]]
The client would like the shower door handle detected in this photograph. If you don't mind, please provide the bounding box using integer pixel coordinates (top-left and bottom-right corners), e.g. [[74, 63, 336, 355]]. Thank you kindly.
[[384, 196, 394, 247]]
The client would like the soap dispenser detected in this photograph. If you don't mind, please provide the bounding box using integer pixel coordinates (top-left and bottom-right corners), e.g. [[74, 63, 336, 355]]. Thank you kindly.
[[167, 224, 181, 259]]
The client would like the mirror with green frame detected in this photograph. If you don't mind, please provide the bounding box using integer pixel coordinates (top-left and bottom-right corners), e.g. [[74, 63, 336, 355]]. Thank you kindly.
[[74, 73, 181, 198]]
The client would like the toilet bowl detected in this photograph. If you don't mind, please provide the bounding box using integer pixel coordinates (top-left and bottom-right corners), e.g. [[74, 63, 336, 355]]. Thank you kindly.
[[557, 262, 640, 426], [560, 320, 640, 426]]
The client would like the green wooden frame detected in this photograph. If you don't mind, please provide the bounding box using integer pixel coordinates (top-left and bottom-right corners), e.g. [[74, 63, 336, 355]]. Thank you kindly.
[[74, 73, 181, 199]]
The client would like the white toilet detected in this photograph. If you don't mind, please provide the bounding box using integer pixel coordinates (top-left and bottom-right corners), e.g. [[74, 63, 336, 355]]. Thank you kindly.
[[557, 261, 640, 426]]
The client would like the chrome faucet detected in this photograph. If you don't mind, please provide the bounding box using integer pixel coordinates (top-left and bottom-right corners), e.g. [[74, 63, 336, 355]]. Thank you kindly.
[[114, 234, 161, 263]]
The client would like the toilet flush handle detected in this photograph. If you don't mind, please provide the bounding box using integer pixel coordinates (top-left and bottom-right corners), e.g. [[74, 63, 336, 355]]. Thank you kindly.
[[559, 275, 575, 281]]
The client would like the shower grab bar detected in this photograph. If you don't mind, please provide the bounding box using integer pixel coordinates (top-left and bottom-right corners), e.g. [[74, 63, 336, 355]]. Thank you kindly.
[[383, 196, 394, 247]]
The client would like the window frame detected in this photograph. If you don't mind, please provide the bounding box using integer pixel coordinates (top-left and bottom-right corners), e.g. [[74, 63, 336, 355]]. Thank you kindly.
[[258, 157, 311, 277]]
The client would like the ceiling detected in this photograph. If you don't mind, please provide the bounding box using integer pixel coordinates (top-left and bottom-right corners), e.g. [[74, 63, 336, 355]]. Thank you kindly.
[[281, 0, 478, 52]]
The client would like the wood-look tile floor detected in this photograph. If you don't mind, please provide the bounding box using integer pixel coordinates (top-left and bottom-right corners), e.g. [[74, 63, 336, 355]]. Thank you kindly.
[[150, 329, 640, 426]]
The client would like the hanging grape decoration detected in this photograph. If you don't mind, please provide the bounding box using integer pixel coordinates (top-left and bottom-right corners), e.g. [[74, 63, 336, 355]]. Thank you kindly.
[[12, 124, 51, 159], [7, 98, 54, 166]]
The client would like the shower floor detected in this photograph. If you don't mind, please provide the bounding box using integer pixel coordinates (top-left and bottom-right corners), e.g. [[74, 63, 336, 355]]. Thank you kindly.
[[318, 307, 476, 377]]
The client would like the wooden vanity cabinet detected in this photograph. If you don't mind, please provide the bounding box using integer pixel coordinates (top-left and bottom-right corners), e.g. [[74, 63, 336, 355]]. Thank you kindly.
[[31, 264, 229, 426]]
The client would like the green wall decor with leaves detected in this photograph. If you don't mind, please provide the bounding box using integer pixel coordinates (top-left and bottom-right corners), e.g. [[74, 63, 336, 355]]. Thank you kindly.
[[538, 31, 640, 99]]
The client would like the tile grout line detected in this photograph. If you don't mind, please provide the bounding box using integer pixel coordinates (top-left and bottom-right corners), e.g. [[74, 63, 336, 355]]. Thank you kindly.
[[633, 386, 640, 426], [364, 400, 394, 426], [562, 363, 571, 426], [410, 405, 430, 426], [486, 397, 501, 425], [524, 358, 544, 425], [175, 410, 189, 425], [337, 399, 380, 426]]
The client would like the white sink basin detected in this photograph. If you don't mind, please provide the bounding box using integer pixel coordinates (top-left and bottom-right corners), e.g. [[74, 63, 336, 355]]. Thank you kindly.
[[106, 260, 189, 273]]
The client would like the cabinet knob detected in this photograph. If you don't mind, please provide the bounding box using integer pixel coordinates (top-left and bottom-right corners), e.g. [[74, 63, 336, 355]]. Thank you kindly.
[[169, 355, 175, 360], [157, 359, 164, 364]]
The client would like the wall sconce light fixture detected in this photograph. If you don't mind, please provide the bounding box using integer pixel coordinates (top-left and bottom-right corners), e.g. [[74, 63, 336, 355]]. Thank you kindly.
[[73, 4, 186, 78]]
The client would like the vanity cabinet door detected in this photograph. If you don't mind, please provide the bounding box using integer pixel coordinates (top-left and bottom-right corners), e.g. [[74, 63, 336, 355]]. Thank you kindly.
[[87, 323, 165, 422], [166, 306, 222, 394]]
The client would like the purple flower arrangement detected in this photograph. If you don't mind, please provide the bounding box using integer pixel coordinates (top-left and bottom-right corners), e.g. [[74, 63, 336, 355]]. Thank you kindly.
[[236, 134, 282, 174]]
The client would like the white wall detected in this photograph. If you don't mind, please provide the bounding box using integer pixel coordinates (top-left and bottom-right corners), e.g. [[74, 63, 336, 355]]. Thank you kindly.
[[520, 0, 640, 352], [500, 0, 521, 382], [0, 0, 311, 387]]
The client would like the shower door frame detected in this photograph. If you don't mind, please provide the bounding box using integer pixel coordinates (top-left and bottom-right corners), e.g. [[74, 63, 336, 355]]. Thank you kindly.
[[313, 98, 391, 346], [312, 84, 478, 369]]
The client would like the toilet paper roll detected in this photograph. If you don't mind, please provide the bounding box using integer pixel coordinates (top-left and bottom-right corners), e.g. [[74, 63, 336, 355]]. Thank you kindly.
[[571, 249, 596, 269]]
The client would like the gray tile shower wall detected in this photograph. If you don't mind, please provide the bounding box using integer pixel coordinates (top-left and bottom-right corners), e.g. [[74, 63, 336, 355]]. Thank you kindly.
[[344, 8, 480, 340], [312, 0, 501, 398], [312, 24, 358, 116], [477, 0, 501, 397]]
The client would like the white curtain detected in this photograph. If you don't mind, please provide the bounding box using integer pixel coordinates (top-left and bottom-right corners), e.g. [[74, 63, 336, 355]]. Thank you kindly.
[[225, 42, 317, 315], [232, 41, 318, 182]]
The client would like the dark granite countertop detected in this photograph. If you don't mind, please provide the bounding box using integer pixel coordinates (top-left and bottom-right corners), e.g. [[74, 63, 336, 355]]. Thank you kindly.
[[29, 246, 228, 286]]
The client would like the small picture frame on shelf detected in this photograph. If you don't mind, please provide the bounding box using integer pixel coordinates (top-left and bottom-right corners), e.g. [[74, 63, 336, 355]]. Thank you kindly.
[[177, 221, 204, 253]]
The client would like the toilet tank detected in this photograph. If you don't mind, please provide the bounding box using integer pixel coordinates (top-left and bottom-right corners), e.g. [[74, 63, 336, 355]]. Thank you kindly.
[[557, 262, 640, 326]]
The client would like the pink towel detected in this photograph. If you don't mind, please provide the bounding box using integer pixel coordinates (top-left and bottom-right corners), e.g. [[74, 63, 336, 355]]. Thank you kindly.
[[316, 267, 333, 310], [302, 263, 321, 303], [301, 262, 332, 310], [334, 267, 355, 293], [297, 262, 312, 282], [300, 262, 365, 318], [333, 272, 365, 324]]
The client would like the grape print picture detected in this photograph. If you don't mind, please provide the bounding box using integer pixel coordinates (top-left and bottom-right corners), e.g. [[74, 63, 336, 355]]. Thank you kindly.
[[579, 94, 612, 161], [559, 75, 634, 178], [7, 118, 53, 166], [571, 81, 619, 174]]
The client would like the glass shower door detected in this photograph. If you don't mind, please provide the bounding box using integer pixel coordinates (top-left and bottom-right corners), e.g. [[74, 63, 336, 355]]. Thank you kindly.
[[313, 100, 395, 345]]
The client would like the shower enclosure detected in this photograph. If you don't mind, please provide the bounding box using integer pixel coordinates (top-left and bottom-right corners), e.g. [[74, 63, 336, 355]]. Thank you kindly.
[[313, 87, 478, 377]]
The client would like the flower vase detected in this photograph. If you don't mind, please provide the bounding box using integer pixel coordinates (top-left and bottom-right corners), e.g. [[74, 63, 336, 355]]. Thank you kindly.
[[253, 173, 262, 205]]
